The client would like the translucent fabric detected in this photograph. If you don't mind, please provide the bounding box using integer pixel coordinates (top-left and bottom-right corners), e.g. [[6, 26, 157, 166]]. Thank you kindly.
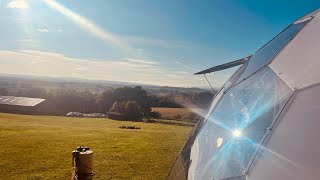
[[236, 21, 308, 84], [188, 67, 292, 180]]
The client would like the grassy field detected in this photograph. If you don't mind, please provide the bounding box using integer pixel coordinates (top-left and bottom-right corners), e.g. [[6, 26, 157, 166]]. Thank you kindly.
[[152, 107, 204, 120], [0, 113, 191, 179]]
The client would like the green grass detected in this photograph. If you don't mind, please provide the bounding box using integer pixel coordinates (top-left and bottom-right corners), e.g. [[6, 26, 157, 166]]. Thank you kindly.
[[0, 113, 191, 180]]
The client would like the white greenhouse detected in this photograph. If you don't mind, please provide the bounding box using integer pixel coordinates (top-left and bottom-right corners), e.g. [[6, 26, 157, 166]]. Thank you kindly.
[[168, 8, 320, 180]]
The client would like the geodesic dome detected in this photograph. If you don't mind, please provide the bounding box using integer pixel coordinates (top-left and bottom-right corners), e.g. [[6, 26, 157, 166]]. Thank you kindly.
[[168, 8, 320, 180]]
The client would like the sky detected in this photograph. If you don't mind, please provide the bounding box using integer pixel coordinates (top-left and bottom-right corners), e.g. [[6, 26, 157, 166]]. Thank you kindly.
[[0, 0, 319, 87]]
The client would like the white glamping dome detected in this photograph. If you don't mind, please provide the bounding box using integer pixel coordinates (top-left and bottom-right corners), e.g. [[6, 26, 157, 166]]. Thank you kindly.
[[167, 8, 320, 180]]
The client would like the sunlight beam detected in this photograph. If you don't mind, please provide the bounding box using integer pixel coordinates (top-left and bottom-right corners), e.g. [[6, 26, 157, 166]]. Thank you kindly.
[[42, 0, 136, 55]]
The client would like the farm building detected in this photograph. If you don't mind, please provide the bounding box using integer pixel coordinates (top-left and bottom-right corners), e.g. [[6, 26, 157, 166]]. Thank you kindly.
[[0, 96, 45, 114]]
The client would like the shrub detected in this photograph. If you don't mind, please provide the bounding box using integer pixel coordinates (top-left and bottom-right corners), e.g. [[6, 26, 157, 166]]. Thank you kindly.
[[118, 126, 141, 129]]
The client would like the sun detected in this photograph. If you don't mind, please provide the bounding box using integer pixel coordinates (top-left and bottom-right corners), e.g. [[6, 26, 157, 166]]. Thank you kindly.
[[7, 0, 30, 9]]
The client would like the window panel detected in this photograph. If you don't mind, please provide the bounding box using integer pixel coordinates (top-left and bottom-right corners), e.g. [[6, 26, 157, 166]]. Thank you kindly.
[[236, 21, 308, 84], [188, 67, 292, 180], [168, 62, 249, 180]]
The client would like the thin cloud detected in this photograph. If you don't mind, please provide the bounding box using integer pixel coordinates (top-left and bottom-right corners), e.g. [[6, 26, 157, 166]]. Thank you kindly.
[[175, 71, 189, 74], [124, 35, 190, 49], [7, 0, 30, 9], [16, 39, 33, 42], [175, 61, 198, 72], [0, 50, 159, 80], [113, 61, 152, 68], [124, 58, 159, 65], [0, 50, 207, 87], [37, 28, 49, 32]]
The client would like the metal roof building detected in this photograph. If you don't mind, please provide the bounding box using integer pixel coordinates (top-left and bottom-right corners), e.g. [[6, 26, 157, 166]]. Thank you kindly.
[[168, 8, 320, 180], [0, 96, 44, 106], [0, 96, 45, 114]]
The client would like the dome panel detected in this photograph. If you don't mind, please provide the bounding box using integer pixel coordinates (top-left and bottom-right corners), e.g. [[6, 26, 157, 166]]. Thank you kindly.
[[235, 21, 308, 85], [270, 15, 320, 89], [166, 155, 187, 180], [187, 67, 292, 180], [222, 60, 249, 91], [168, 60, 250, 180], [167, 90, 225, 179], [248, 84, 320, 180], [204, 91, 224, 122]]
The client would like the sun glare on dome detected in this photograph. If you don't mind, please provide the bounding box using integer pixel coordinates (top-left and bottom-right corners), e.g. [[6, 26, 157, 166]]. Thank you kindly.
[[232, 129, 242, 138]]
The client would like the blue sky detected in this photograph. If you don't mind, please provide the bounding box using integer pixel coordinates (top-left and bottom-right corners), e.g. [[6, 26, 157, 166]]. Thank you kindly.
[[0, 0, 319, 87]]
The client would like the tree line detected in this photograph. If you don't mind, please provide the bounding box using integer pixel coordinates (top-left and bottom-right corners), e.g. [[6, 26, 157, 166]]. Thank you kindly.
[[0, 86, 214, 121]]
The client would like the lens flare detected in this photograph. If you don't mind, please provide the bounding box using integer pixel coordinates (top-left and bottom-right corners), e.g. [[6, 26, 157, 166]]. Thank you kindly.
[[216, 137, 223, 148], [232, 129, 242, 137]]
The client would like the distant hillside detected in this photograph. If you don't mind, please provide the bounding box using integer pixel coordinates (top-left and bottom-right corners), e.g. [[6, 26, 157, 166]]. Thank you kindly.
[[0, 73, 215, 95]]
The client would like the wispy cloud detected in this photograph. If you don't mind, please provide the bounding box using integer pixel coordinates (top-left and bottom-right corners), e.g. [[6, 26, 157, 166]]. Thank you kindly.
[[124, 58, 159, 65], [124, 36, 190, 49], [7, 0, 30, 9], [175, 61, 199, 72], [16, 39, 33, 42], [0, 50, 209, 87], [0, 50, 159, 79], [37, 28, 49, 33], [174, 71, 189, 74]]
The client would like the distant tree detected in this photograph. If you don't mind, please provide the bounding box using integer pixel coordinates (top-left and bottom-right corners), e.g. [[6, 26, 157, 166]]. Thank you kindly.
[[157, 96, 182, 108], [109, 101, 119, 112], [109, 101, 126, 113], [78, 91, 97, 113], [97, 89, 115, 112], [187, 113, 201, 123], [150, 111, 162, 119], [15, 87, 47, 98], [192, 92, 214, 109], [147, 95, 160, 107], [98, 86, 151, 115], [0, 88, 8, 95], [124, 101, 143, 121]]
